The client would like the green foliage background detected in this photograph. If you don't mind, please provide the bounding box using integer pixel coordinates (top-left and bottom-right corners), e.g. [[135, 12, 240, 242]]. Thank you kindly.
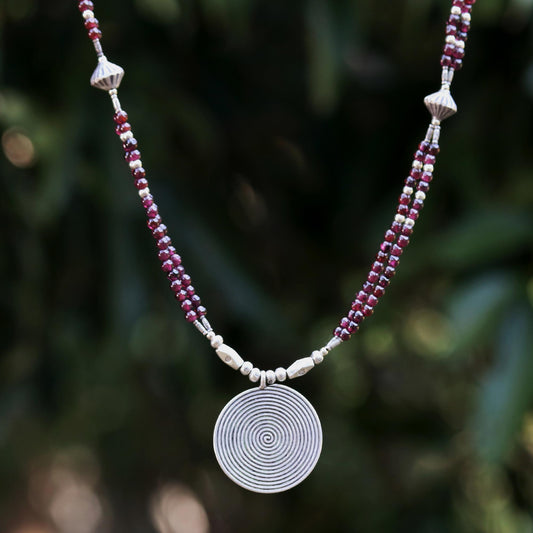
[[2, 0, 533, 531]]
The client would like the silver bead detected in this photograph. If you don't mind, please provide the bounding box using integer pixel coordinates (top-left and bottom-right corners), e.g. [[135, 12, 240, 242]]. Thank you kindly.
[[311, 350, 324, 365], [249, 368, 261, 383], [210, 335, 223, 349], [275, 367, 287, 382], [424, 88, 457, 121], [240, 361, 253, 376], [266, 370, 276, 385], [287, 357, 315, 379], [90, 56, 125, 91], [216, 344, 244, 370]]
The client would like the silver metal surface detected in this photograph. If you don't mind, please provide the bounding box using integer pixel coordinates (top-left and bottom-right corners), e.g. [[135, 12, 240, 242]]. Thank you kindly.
[[213, 384, 322, 493]]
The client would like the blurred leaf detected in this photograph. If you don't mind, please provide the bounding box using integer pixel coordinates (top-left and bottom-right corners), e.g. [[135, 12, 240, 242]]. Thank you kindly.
[[306, 0, 342, 114], [430, 210, 533, 270], [472, 305, 533, 463], [447, 272, 519, 352], [135, 0, 181, 22]]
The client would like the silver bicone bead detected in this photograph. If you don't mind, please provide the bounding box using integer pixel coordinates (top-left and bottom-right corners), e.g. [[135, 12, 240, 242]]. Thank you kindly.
[[90, 56, 125, 90], [424, 86, 457, 121]]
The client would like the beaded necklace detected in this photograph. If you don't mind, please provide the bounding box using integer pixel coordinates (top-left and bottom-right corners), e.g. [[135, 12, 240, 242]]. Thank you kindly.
[[76, 0, 476, 493]]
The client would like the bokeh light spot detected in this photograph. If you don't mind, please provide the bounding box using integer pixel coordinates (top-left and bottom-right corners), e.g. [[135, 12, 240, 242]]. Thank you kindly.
[[2, 128, 36, 168], [150, 483, 209, 533]]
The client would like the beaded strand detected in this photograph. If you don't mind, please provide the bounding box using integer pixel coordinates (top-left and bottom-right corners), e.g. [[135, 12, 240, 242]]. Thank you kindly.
[[76, 0, 476, 389]]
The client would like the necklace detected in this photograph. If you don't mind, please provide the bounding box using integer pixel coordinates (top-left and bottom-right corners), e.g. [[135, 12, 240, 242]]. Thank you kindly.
[[76, 0, 476, 494]]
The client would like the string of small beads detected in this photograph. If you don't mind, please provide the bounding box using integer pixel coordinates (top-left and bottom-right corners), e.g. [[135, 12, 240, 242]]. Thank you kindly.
[[76, 0, 475, 387]]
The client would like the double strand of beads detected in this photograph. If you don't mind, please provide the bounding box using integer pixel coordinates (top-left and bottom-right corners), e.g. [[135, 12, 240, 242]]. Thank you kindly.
[[77, 0, 476, 389]]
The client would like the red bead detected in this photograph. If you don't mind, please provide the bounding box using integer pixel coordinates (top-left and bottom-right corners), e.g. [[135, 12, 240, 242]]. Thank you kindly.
[[197, 306, 207, 317], [161, 260, 173, 272], [367, 272, 379, 284], [385, 230, 396, 242], [362, 306, 374, 317], [413, 199, 424, 210], [424, 155, 436, 165], [397, 205, 409, 216], [392, 244, 403, 256], [340, 329, 351, 341], [391, 221, 402, 233], [421, 172, 432, 183], [444, 44, 455, 56], [373, 286, 385, 298], [380, 241, 391, 253], [414, 150, 425, 161], [401, 226, 413, 236], [378, 276, 390, 288], [357, 291, 368, 303], [376, 251, 388, 263], [176, 290, 188, 302], [399, 194, 410, 206], [181, 274, 192, 287], [114, 111, 129, 124], [123, 138, 138, 152], [132, 168, 146, 180], [146, 205, 159, 218], [185, 311, 198, 323], [115, 122, 131, 135], [175, 265, 185, 277], [405, 177, 417, 188], [147, 216, 161, 230], [418, 181, 430, 193], [418, 141, 430, 152], [340, 317, 351, 329], [367, 295, 378, 307], [441, 55, 452, 67], [353, 311, 364, 324], [158, 249, 171, 262], [84, 18, 99, 30], [171, 254, 182, 266], [372, 261, 384, 273], [409, 209, 419, 220], [398, 235, 410, 248], [429, 144, 440, 155], [157, 236, 171, 250], [389, 256, 400, 268], [351, 300, 363, 312], [181, 299, 193, 312], [384, 266, 396, 278], [186, 286, 196, 297], [125, 150, 141, 162], [142, 194, 154, 208], [134, 178, 148, 189], [410, 168, 422, 179], [88, 28, 102, 40], [334, 327, 343, 338], [347, 321, 359, 333], [363, 282, 374, 294], [152, 225, 167, 239], [191, 295, 202, 308], [78, 1, 94, 11]]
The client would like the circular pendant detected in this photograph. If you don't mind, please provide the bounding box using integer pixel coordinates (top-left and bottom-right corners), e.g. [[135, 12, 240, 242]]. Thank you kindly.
[[213, 384, 322, 493]]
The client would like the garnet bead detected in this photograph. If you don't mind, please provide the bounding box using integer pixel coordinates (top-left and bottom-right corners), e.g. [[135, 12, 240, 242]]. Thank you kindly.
[[116, 122, 131, 135], [78, 0, 94, 10], [88, 28, 102, 40], [114, 111, 129, 124], [196, 306, 207, 317], [84, 18, 99, 30], [170, 281, 182, 293], [185, 311, 198, 323], [181, 274, 192, 287], [132, 168, 146, 180], [157, 236, 171, 250], [152, 225, 167, 239]]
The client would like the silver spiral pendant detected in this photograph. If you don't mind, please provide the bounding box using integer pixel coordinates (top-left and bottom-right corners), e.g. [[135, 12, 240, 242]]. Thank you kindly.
[[213, 384, 322, 493]]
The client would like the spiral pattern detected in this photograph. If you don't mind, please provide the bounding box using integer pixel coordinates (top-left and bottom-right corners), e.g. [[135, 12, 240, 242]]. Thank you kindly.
[[213, 384, 322, 493]]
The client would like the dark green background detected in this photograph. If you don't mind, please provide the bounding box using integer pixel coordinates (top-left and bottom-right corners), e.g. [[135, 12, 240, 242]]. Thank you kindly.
[[2, 0, 533, 531]]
